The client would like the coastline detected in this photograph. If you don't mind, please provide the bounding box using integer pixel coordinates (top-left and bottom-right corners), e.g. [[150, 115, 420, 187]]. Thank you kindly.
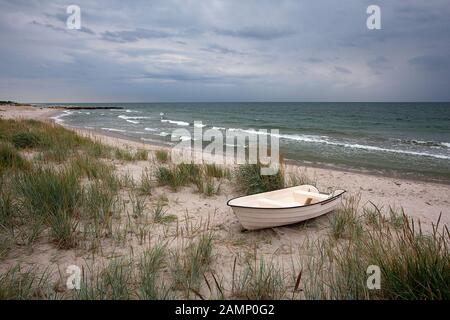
[[1, 104, 449, 227]]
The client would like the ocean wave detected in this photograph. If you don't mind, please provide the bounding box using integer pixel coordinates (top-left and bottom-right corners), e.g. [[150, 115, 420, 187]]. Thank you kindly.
[[159, 132, 170, 137], [171, 134, 192, 141], [276, 134, 450, 160], [118, 115, 151, 120], [219, 128, 450, 160], [101, 127, 126, 133], [212, 126, 226, 130], [144, 127, 157, 132], [126, 120, 140, 124], [50, 111, 73, 124], [194, 123, 207, 128], [398, 139, 450, 149], [161, 119, 190, 126]]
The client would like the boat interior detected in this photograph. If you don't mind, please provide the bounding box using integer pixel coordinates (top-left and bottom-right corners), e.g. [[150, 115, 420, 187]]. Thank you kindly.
[[228, 185, 335, 208]]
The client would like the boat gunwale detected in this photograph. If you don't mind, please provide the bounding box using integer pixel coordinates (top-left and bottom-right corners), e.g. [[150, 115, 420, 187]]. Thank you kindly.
[[227, 187, 346, 210]]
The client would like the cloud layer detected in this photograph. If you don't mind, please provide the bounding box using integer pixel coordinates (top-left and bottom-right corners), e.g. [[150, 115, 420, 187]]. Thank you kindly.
[[0, 0, 449, 102]]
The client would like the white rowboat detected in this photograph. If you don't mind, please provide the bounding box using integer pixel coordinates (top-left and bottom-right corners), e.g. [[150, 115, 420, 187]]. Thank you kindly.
[[227, 185, 345, 230]]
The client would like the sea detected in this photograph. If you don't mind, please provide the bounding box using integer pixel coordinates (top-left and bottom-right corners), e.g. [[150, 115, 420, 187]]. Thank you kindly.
[[45, 102, 450, 182]]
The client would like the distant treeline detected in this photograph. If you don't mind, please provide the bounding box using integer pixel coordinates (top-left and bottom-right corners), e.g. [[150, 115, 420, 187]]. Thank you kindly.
[[0, 101, 30, 106]]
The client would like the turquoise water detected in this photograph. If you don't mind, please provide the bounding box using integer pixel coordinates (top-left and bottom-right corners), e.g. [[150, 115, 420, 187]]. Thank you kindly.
[[47, 102, 450, 182]]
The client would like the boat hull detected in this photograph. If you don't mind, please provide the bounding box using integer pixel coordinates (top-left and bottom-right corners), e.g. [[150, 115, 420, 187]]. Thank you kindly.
[[228, 187, 345, 230]]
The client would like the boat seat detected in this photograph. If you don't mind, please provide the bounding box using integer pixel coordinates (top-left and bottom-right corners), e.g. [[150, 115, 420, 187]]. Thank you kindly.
[[258, 198, 299, 208], [293, 190, 328, 204]]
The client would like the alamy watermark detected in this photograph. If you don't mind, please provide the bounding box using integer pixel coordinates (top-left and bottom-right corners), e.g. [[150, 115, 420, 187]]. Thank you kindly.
[[170, 121, 280, 175], [66, 5, 81, 30], [66, 265, 81, 290], [366, 265, 381, 290], [367, 5, 381, 30]]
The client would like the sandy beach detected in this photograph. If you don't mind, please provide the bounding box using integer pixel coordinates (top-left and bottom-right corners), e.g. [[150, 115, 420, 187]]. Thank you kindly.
[[0, 104, 448, 299]]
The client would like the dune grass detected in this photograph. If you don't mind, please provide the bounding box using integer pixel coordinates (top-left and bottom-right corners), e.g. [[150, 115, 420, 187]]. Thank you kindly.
[[138, 245, 170, 299], [302, 203, 450, 300], [0, 265, 54, 299], [155, 150, 169, 163], [232, 257, 286, 299], [138, 170, 152, 195], [0, 142, 29, 173], [155, 163, 200, 191], [151, 201, 176, 224], [171, 233, 214, 296], [235, 162, 284, 195]]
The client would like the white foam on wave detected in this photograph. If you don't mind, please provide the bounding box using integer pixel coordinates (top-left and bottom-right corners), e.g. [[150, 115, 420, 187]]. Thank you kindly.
[[51, 111, 73, 124], [126, 120, 140, 124], [194, 123, 206, 128], [221, 128, 450, 160], [101, 127, 126, 133], [144, 127, 157, 132], [275, 133, 450, 160], [161, 119, 189, 126], [118, 115, 151, 120]]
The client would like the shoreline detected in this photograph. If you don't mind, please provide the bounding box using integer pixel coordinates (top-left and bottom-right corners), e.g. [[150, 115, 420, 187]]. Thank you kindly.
[[59, 113, 450, 186], [1, 104, 449, 227]]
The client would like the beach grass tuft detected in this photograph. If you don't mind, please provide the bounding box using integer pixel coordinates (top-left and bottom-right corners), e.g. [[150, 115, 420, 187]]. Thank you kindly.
[[235, 162, 284, 195], [232, 257, 286, 299], [155, 150, 169, 163], [0, 142, 29, 172], [138, 245, 170, 299]]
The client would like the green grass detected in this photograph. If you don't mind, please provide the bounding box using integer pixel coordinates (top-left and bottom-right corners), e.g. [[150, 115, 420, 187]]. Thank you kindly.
[[0, 142, 29, 172], [204, 164, 227, 179], [155, 166, 184, 191], [114, 148, 134, 161], [134, 149, 148, 161], [329, 195, 362, 240], [138, 245, 170, 299], [0, 265, 53, 299], [12, 132, 41, 149], [155, 150, 169, 163], [235, 163, 284, 195], [171, 233, 214, 295], [76, 259, 133, 300], [15, 167, 82, 248], [82, 182, 117, 238], [114, 148, 147, 161], [16, 167, 82, 218], [138, 170, 152, 195], [303, 204, 450, 300], [71, 155, 114, 180], [151, 201, 176, 224], [232, 257, 286, 299]]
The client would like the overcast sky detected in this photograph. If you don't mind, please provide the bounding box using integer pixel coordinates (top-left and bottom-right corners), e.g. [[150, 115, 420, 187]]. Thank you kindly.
[[1, 0, 450, 102]]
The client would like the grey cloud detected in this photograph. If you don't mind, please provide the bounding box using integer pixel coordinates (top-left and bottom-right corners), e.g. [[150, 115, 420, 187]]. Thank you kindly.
[[201, 44, 242, 55], [367, 56, 389, 74], [334, 66, 352, 74], [2, 0, 450, 102], [409, 55, 450, 71], [31, 20, 95, 35], [101, 28, 174, 43], [305, 57, 322, 63], [31, 20, 67, 33], [214, 27, 295, 40]]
